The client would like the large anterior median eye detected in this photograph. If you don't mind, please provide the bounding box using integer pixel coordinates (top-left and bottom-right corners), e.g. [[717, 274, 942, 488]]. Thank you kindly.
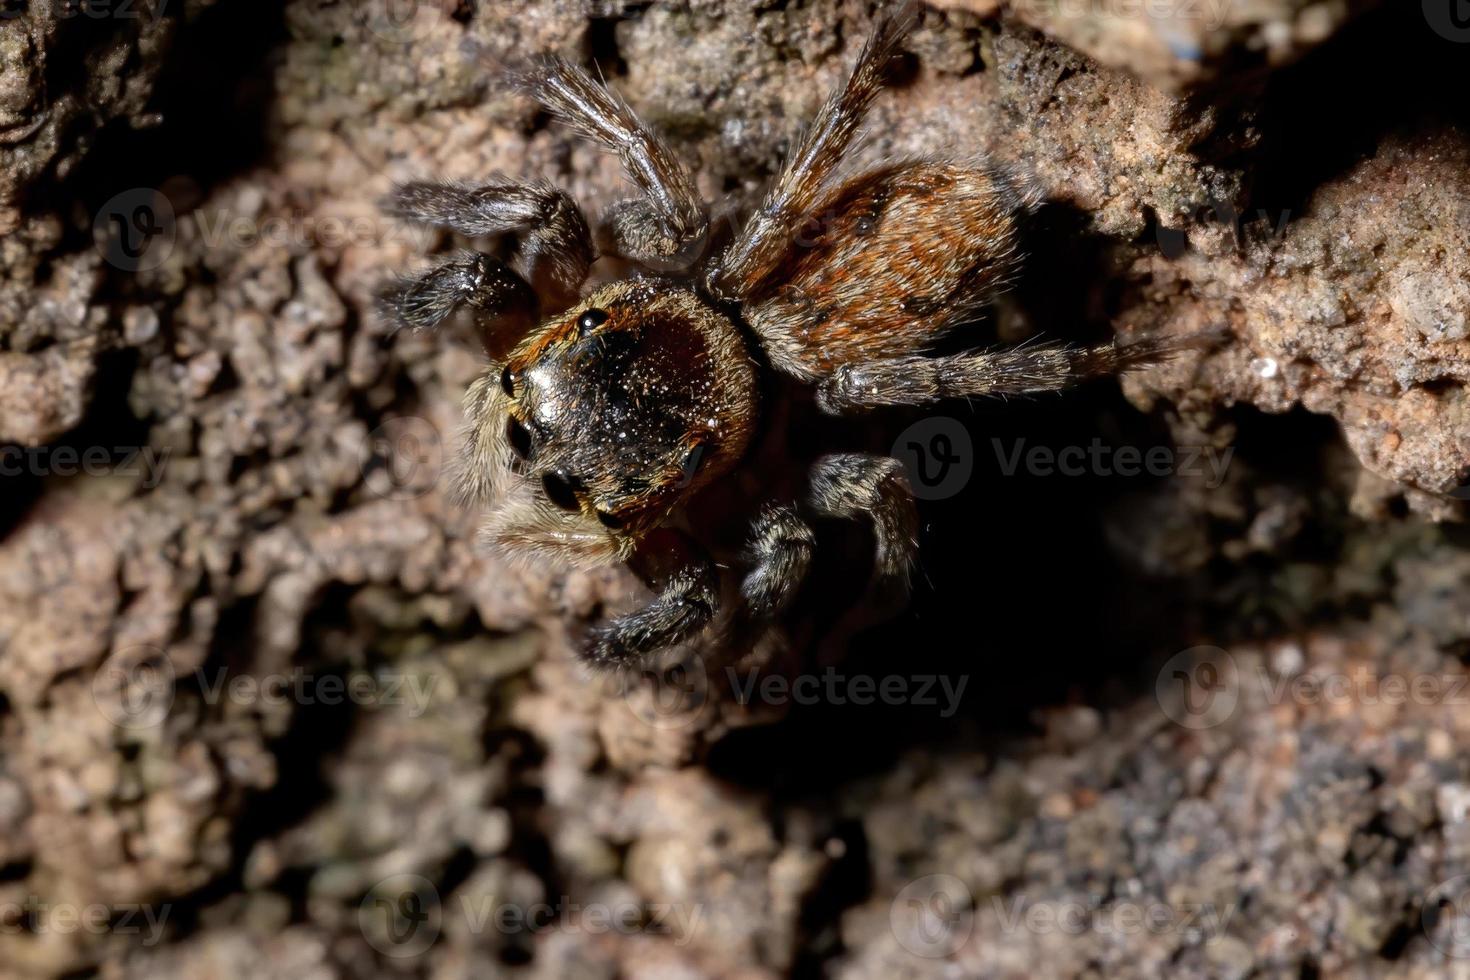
[[541, 470, 582, 511], [577, 308, 610, 336]]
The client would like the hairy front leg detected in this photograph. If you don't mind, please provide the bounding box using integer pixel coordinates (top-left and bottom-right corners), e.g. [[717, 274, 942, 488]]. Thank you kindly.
[[807, 453, 919, 589], [817, 336, 1190, 413], [705, 5, 915, 300], [376, 251, 539, 360], [385, 179, 593, 304], [527, 57, 707, 264], [584, 530, 719, 670]]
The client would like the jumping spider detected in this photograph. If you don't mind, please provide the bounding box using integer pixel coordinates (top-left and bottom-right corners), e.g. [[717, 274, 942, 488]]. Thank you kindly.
[[379, 9, 1178, 670]]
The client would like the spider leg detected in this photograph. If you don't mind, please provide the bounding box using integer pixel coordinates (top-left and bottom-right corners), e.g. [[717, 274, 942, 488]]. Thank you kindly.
[[705, 6, 916, 300], [815, 336, 1189, 413], [376, 251, 539, 360], [807, 453, 918, 590], [740, 504, 816, 617], [528, 57, 707, 264], [583, 530, 719, 670], [385, 179, 593, 304]]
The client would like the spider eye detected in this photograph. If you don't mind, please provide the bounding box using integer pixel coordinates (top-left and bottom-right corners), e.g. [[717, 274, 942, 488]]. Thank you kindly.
[[577, 308, 610, 336], [499, 364, 519, 396], [596, 509, 625, 530], [505, 416, 533, 460], [541, 470, 582, 511], [680, 445, 706, 480]]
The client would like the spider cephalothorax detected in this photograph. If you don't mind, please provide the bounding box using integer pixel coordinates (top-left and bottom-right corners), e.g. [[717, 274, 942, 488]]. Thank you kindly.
[[468, 279, 758, 565], [379, 6, 1178, 668]]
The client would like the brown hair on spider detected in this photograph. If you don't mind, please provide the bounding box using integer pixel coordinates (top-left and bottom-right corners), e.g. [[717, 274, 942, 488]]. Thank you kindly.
[[378, 4, 1186, 669]]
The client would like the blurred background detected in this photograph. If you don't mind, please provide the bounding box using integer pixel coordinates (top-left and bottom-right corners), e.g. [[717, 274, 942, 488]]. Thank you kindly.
[[1, 0, 1469, 976]]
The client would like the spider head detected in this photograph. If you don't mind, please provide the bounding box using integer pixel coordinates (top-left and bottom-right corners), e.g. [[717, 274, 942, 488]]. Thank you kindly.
[[466, 279, 757, 564]]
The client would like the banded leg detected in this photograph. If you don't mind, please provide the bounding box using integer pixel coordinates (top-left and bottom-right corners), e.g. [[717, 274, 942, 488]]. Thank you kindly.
[[740, 504, 816, 617], [385, 179, 593, 304], [376, 251, 538, 360], [527, 57, 707, 263], [584, 531, 719, 670], [808, 453, 918, 589], [816, 337, 1191, 414], [705, 6, 916, 300]]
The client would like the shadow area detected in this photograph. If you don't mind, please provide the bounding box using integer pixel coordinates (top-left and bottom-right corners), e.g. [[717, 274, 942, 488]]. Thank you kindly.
[[703, 193, 1368, 791]]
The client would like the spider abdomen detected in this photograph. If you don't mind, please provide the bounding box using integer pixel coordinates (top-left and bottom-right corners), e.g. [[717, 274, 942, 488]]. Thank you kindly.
[[743, 162, 1025, 381]]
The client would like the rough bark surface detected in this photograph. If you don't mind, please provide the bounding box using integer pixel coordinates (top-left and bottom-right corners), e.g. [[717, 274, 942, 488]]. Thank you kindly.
[[1, 1, 1468, 977]]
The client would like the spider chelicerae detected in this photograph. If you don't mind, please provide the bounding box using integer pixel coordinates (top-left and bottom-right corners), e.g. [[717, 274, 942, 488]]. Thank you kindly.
[[378, 7, 1178, 669]]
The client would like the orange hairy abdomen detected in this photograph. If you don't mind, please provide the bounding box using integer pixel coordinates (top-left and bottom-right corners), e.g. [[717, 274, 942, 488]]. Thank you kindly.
[[744, 163, 1023, 380]]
